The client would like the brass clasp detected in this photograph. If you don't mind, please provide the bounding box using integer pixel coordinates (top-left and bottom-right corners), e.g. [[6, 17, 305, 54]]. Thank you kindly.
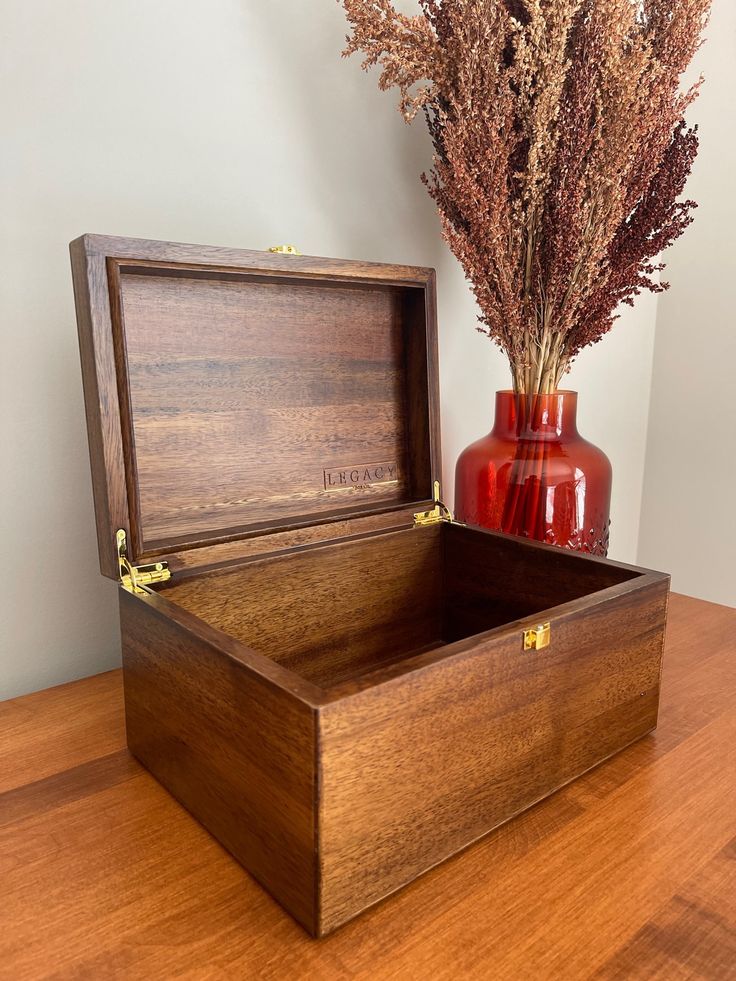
[[268, 244, 302, 255], [523, 622, 551, 651]]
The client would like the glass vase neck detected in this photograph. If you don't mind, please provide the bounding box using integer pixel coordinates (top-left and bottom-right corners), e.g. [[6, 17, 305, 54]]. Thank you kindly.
[[491, 390, 579, 439]]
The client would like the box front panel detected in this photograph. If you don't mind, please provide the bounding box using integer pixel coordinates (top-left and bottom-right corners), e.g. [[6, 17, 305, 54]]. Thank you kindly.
[[318, 578, 668, 934]]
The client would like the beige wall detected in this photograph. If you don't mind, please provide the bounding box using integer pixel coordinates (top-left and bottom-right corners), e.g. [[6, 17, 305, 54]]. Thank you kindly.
[[1, 1, 658, 699], [637, 0, 736, 607]]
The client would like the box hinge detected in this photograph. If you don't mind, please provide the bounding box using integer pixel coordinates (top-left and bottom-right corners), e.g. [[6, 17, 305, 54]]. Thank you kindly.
[[116, 529, 171, 594], [413, 480, 454, 527]]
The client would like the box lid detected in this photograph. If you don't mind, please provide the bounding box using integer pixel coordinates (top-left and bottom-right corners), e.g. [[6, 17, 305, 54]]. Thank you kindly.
[[70, 235, 441, 581]]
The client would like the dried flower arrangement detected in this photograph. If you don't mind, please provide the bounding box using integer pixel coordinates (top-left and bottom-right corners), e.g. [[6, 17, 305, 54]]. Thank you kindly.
[[340, 0, 710, 396]]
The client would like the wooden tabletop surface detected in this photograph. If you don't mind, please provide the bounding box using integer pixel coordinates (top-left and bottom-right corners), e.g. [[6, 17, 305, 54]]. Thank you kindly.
[[1, 592, 735, 980]]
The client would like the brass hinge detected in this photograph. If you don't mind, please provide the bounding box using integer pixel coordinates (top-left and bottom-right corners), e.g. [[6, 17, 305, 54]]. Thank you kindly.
[[116, 529, 171, 594], [413, 480, 454, 527], [268, 244, 302, 255], [523, 622, 551, 651]]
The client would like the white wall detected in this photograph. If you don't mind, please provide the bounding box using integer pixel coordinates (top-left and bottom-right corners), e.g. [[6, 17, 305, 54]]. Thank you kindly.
[[638, 0, 736, 607], [1, 0, 657, 700]]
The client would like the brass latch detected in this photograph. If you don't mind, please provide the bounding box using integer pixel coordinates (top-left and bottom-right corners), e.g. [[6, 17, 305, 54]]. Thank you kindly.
[[268, 244, 302, 255], [413, 480, 453, 527], [523, 622, 551, 651], [116, 529, 170, 594]]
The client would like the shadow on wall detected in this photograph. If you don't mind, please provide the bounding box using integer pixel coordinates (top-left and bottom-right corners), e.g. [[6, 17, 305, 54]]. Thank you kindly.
[[1, 0, 480, 700], [242, 1, 446, 265]]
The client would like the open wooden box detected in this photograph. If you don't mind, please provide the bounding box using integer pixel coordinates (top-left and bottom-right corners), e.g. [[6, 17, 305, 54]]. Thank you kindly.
[[71, 235, 669, 937]]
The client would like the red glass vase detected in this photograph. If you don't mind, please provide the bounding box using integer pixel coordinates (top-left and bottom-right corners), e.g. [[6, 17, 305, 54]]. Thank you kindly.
[[454, 391, 612, 555]]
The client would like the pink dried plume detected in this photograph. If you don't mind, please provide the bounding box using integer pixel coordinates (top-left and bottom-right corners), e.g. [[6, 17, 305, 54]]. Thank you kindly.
[[340, 0, 710, 394]]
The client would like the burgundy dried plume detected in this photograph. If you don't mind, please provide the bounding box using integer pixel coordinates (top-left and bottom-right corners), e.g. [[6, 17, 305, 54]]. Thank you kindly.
[[340, 0, 710, 394]]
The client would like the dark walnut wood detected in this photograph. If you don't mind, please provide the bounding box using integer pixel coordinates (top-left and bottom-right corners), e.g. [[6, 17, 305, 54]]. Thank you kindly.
[[123, 521, 667, 935], [70, 235, 439, 576], [69, 234, 671, 937], [2, 594, 734, 978], [120, 590, 319, 934]]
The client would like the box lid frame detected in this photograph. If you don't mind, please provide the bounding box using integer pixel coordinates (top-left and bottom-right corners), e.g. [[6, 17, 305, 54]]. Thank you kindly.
[[70, 234, 441, 580]]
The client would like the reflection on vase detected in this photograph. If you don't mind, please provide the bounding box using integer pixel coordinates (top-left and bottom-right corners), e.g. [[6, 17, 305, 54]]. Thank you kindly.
[[454, 391, 612, 555]]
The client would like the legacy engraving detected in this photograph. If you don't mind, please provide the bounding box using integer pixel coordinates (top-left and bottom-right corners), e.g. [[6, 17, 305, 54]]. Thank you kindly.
[[324, 462, 399, 491]]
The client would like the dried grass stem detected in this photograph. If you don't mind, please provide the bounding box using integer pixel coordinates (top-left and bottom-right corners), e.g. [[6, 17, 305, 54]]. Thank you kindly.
[[340, 0, 709, 394]]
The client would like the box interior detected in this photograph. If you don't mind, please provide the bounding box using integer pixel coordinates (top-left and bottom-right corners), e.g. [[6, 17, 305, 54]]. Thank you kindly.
[[159, 524, 641, 691]]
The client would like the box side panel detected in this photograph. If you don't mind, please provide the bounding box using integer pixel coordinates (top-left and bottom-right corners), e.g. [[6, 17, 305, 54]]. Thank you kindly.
[[162, 526, 444, 689], [318, 578, 669, 934], [70, 239, 131, 578], [119, 591, 318, 934], [443, 522, 641, 637]]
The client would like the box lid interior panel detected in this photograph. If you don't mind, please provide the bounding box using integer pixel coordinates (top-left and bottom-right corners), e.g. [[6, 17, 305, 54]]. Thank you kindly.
[[70, 236, 439, 575]]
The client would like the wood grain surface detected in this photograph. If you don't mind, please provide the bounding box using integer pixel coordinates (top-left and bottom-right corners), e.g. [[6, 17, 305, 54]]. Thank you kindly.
[[1, 593, 734, 979], [119, 588, 319, 935], [69, 235, 440, 577], [158, 521, 647, 692], [118, 520, 667, 934], [317, 569, 667, 932], [118, 272, 422, 540], [443, 521, 640, 638], [161, 524, 445, 688]]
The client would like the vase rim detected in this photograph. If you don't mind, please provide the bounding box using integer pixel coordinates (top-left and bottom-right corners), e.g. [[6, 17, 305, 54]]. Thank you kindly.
[[497, 389, 577, 396]]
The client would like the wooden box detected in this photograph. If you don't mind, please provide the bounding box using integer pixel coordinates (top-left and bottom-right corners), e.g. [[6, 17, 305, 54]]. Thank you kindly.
[[70, 234, 669, 937]]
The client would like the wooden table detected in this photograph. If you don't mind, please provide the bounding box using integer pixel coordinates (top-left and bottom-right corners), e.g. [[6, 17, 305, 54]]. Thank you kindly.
[[1, 593, 735, 980]]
